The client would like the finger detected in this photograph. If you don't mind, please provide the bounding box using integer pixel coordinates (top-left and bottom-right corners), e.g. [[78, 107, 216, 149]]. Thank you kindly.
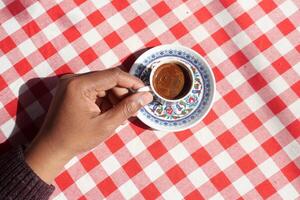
[[101, 92, 153, 130], [78, 68, 144, 91], [111, 87, 129, 99]]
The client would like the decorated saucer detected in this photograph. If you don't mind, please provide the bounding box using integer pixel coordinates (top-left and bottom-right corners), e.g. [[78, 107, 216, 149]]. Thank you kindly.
[[129, 45, 215, 131]]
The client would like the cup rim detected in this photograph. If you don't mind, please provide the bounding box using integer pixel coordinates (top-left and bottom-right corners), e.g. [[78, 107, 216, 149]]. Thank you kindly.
[[148, 58, 195, 103]]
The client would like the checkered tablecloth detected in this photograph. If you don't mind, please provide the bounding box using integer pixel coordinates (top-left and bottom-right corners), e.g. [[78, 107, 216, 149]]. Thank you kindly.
[[0, 0, 299, 199]]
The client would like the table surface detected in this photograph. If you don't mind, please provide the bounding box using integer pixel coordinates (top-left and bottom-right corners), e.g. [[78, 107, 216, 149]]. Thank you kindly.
[[0, 0, 299, 199]]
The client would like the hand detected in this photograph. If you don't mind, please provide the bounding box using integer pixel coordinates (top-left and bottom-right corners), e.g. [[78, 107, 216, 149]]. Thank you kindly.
[[24, 68, 153, 183]]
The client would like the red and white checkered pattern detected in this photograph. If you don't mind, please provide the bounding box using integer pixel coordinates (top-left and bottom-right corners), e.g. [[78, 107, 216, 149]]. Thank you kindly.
[[1, 0, 299, 199]]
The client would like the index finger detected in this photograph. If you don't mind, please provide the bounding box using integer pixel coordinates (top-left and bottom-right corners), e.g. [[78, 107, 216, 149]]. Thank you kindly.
[[78, 68, 144, 90]]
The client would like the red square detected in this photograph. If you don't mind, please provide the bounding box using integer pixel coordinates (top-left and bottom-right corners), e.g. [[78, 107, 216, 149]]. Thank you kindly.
[[237, 155, 256, 173], [170, 22, 188, 39], [254, 35, 272, 52], [63, 26, 81, 43], [80, 152, 99, 172], [259, 0, 277, 13], [0, 36, 16, 53], [123, 158, 142, 178], [291, 81, 300, 97], [262, 137, 282, 156], [242, 113, 262, 132], [7, 1, 25, 15], [14, 58, 32, 76], [236, 13, 254, 29], [79, 48, 98, 65], [192, 148, 211, 166], [23, 21, 41, 37], [224, 90, 243, 108], [256, 180, 276, 198], [55, 171, 74, 191], [148, 140, 168, 159], [175, 129, 193, 142], [212, 28, 230, 46], [97, 177, 117, 197], [104, 32, 122, 48], [146, 38, 161, 47], [78, 196, 87, 200], [272, 57, 291, 74], [192, 44, 206, 56], [39, 42, 57, 59], [105, 134, 124, 153], [230, 51, 248, 68], [0, 76, 7, 91], [203, 110, 218, 125], [87, 11, 105, 27], [129, 16, 147, 33], [217, 130, 237, 149], [286, 120, 300, 139], [212, 67, 224, 82], [281, 162, 299, 181], [211, 172, 230, 191], [112, 0, 129, 11], [277, 19, 295, 35], [5, 99, 17, 117], [141, 183, 160, 200], [219, 0, 236, 8], [74, 0, 86, 5], [194, 7, 212, 23], [47, 5, 65, 21], [267, 97, 286, 114], [166, 165, 186, 184], [153, 2, 171, 17], [248, 73, 267, 91], [185, 190, 204, 200], [55, 64, 72, 75]]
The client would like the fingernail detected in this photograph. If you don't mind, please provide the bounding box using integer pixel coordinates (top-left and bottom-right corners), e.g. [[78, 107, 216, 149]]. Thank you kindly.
[[139, 92, 153, 106]]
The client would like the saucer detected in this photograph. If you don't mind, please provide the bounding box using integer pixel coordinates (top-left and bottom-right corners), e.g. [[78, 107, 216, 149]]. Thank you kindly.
[[129, 45, 215, 131]]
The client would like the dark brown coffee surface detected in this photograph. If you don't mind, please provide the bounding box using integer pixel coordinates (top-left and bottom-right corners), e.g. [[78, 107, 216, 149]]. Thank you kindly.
[[153, 63, 185, 99]]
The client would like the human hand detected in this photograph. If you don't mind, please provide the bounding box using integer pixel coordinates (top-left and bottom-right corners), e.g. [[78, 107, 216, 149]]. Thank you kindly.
[[25, 68, 153, 183]]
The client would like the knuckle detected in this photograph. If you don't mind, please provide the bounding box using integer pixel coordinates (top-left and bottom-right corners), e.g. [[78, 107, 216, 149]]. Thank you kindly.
[[123, 101, 138, 118], [66, 78, 81, 91], [112, 67, 122, 77]]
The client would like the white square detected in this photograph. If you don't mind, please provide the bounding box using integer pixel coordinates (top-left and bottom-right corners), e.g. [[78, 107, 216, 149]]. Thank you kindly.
[[173, 4, 191, 21], [279, 0, 298, 17], [107, 13, 126, 30], [0, 102, 3, 109], [78, 67, 90, 74], [214, 10, 234, 27], [274, 38, 293, 55], [0, 56, 12, 74], [26, 102, 44, 120], [43, 23, 61, 41], [239, 134, 259, 153], [59, 44, 77, 63], [244, 93, 265, 112], [34, 61, 53, 77], [250, 54, 270, 71], [90, 0, 110, 9], [188, 168, 209, 187], [76, 174, 96, 194], [144, 161, 164, 181], [126, 137, 146, 157], [27, 2, 45, 19], [148, 19, 168, 37], [64, 156, 79, 169], [169, 143, 189, 163], [232, 31, 252, 49], [293, 62, 300, 76], [66, 7, 85, 25], [237, 0, 257, 11], [208, 47, 227, 65], [278, 183, 299, 200], [210, 193, 225, 200], [100, 51, 119, 66], [284, 141, 300, 160], [0, 119, 15, 138], [219, 110, 240, 129], [264, 116, 284, 136], [190, 26, 210, 42], [258, 158, 279, 178], [18, 39, 37, 57], [131, 1, 151, 15], [226, 70, 246, 88], [289, 100, 300, 118], [124, 35, 143, 52], [213, 151, 235, 170], [269, 76, 289, 95], [119, 180, 138, 199], [83, 29, 102, 46], [162, 186, 183, 200], [194, 126, 215, 146], [52, 193, 68, 200], [214, 90, 222, 101], [2, 17, 21, 34], [256, 15, 275, 33], [101, 155, 121, 175], [0, 1, 5, 9], [201, 0, 214, 5], [233, 176, 253, 195], [9, 78, 25, 96]]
